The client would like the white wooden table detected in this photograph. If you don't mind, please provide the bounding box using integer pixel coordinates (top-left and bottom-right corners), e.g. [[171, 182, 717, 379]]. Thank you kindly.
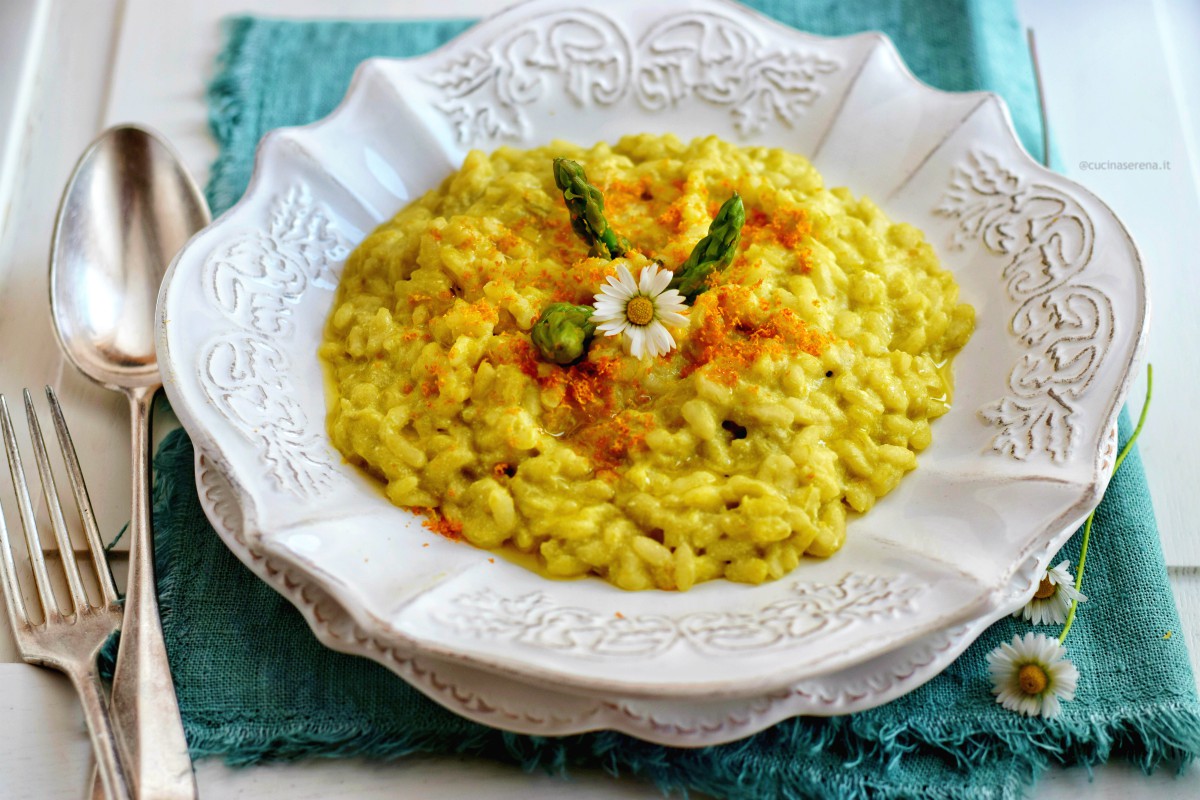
[[1, 0, 1198, 797]]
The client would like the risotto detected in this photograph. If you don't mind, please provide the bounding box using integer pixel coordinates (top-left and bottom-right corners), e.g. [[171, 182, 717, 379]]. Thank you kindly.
[[319, 134, 974, 591]]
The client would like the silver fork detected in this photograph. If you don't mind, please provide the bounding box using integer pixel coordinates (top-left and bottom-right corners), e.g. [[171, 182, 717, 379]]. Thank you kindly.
[[0, 387, 130, 800]]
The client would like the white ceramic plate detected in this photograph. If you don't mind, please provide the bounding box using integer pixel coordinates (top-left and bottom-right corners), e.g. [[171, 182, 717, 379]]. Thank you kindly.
[[159, 0, 1147, 701]]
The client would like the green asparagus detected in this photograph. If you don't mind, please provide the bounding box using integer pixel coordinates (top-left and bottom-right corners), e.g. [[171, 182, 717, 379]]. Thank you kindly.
[[531, 302, 597, 365], [669, 194, 745, 303], [552, 158, 630, 259]]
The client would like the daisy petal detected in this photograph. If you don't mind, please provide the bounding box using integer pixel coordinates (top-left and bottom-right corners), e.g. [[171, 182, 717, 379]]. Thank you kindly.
[[654, 321, 676, 353], [592, 298, 624, 318], [596, 319, 628, 336], [641, 322, 665, 358], [657, 288, 687, 306], [650, 267, 674, 295], [593, 294, 623, 309], [658, 310, 689, 328], [626, 326, 647, 358], [638, 265, 657, 294], [598, 283, 627, 300], [616, 265, 638, 294]]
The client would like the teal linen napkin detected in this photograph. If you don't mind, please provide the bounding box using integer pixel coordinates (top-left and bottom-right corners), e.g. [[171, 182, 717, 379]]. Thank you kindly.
[[132, 3, 1200, 798]]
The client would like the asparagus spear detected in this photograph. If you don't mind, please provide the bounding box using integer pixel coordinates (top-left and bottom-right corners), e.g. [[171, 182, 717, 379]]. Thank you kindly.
[[552, 158, 630, 259], [531, 302, 597, 365], [669, 193, 745, 303]]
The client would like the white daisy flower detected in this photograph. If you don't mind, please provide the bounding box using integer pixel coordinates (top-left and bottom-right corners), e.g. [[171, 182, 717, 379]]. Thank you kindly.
[[987, 632, 1079, 718], [1014, 560, 1086, 626], [592, 263, 689, 359]]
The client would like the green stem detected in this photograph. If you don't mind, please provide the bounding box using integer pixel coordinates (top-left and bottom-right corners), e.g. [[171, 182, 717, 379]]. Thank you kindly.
[[1059, 363, 1154, 644]]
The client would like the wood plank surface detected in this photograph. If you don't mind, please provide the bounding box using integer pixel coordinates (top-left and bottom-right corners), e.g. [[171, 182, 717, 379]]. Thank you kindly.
[[0, 1, 1197, 798]]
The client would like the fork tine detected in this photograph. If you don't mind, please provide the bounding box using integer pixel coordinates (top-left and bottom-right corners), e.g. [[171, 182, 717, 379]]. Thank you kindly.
[[1, 395, 58, 619], [44, 386, 118, 606], [0, 457, 29, 628], [23, 389, 90, 614]]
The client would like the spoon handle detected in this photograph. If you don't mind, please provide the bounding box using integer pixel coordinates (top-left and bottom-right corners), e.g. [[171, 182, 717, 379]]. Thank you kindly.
[[108, 386, 197, 799]]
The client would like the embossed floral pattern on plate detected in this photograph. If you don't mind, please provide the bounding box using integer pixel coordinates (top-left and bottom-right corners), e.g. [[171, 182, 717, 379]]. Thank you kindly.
[[438, 575, 920, 657], [199, 184, 348, 497], [424, 7, 840, 142], [935, 151, 1114, 462]]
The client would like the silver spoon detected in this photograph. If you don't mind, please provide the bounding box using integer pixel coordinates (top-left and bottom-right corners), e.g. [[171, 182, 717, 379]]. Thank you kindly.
[[50, 125, 209, 799]]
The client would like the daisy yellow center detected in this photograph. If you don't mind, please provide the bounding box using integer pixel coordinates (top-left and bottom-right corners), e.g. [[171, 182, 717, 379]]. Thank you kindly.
[[1034, 576, 1056, 599], [626, 296, 655, 326], [1018, 663, 1049, 695]]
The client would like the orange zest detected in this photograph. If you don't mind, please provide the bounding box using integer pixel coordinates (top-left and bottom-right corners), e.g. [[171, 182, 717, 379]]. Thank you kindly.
[[409, 507, 464, 541], [681, 285, 831, 385], [578, 411, 652, 471]]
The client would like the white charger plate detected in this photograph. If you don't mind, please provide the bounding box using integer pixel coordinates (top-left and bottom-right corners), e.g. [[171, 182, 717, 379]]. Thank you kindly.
[[159, 0, 1147, 702]]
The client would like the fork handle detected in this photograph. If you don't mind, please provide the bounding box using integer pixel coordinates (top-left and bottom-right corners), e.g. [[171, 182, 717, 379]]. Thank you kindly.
[[107, 387, 196, 799], [68, 664, 131, 800]]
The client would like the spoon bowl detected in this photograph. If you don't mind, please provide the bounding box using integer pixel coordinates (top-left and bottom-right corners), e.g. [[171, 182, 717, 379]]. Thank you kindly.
[[50, 125, 209, 390]]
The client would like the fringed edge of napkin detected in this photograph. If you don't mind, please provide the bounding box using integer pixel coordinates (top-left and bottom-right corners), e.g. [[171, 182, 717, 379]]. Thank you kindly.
[[206, 17, 259, 214], [849, 705, 1200, 775], [174, 702, 1200, 800], [181, 716, 1037, 800]]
